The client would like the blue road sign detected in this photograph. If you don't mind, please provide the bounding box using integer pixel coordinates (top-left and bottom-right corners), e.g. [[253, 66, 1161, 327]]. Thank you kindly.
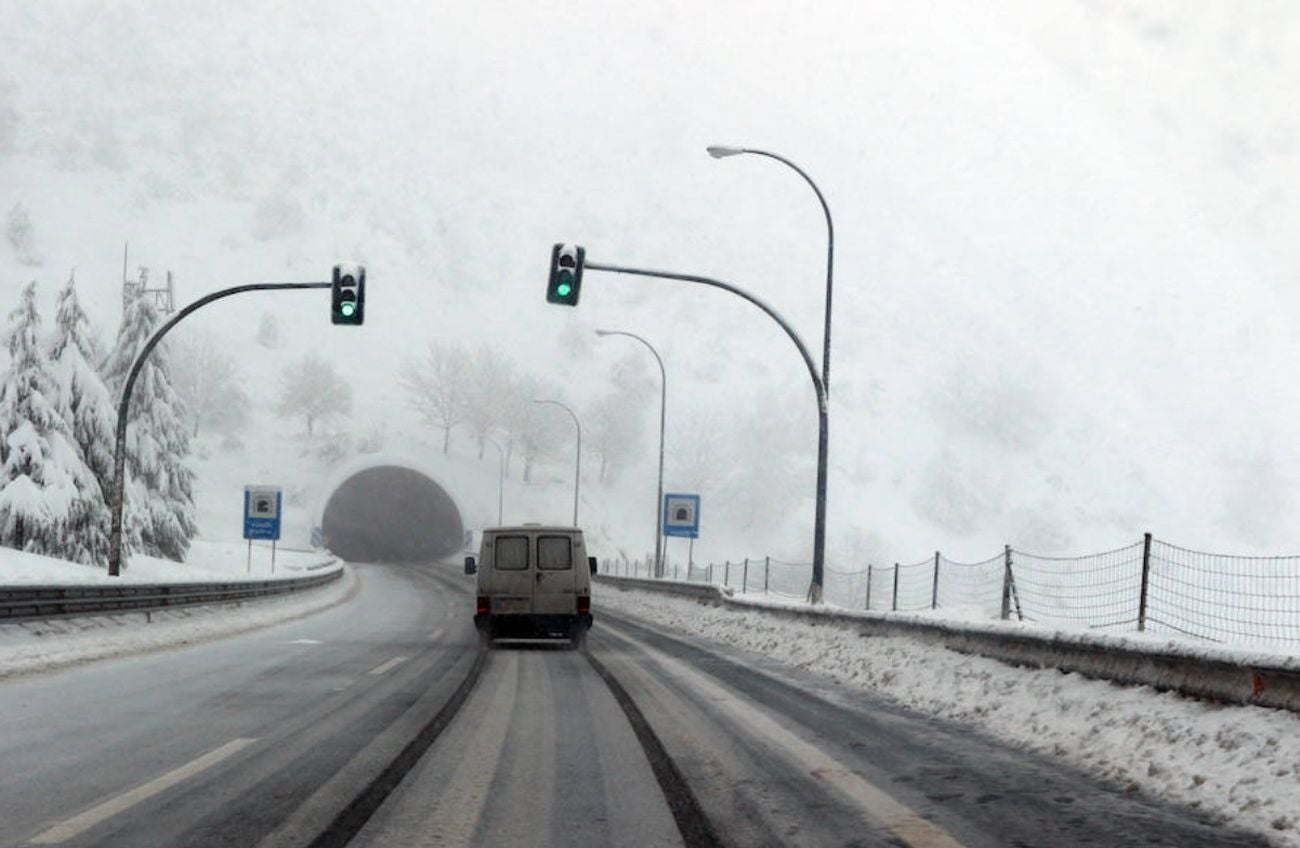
[[311, 526, 324, 548], [663, 493, 701, 539], [244, 486, 283, 541]]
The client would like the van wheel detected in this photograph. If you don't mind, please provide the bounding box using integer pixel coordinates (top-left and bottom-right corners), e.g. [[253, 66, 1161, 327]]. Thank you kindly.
[[569, 629, 587, 652], [478, 627, 494, 650]]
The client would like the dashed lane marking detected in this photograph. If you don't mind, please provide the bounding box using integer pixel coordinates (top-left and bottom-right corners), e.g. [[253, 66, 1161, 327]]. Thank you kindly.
[[29, 738, 258, 845], [367, 656, 409, 676]]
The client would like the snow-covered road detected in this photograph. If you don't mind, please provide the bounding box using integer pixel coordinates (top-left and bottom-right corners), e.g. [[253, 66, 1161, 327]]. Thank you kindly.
[[595, 583, 1300, 846]]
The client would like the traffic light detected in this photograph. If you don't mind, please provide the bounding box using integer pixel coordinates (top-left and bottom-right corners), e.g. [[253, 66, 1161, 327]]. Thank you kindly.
[[547, 243, 585, 306], [331, 265, 365, 325]]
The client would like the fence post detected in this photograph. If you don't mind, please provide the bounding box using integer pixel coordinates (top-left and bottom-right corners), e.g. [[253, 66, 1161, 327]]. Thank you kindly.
[[764, 557, 770, 593], [931, 551, 940, 610], [1138, 532, 1153, 632], [708, 562, 713, 584], [865, 564, 872, 610], [892, 563, 900, 611], [742, 558, 749, 593], [725, 560, 731, 588], [1000, 545, 1012, 620]]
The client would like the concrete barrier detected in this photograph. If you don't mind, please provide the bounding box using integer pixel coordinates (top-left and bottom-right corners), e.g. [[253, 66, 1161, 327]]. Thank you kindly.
[[595, 574, 1300, 713]]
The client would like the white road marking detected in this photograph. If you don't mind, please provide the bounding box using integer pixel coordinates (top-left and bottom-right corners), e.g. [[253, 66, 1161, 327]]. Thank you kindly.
[[429, 626, 446, 641], [29, 738, 258, 845], [367, 656, 409, 676], [287, 638, 323, 645], [602, 623, 966, 848]]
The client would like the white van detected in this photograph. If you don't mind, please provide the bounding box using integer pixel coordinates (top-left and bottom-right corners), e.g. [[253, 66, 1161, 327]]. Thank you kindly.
[[465, 525, 595, 648]]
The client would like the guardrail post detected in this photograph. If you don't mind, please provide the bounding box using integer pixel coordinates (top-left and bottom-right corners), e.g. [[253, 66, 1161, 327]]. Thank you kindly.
[[708, 562, 713, 584], [725, 560, 731, 588], [892, 563, 900, 611], [1138, 532, 1153, 632], [931, 551, 940, 610], [865, 563, 872, 610], [764, 557, 770, 593], [742, 558, 749, 593]]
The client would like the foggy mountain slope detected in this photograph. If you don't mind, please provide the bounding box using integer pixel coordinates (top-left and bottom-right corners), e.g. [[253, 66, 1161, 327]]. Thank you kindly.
[[2, 1, 1298, 568]]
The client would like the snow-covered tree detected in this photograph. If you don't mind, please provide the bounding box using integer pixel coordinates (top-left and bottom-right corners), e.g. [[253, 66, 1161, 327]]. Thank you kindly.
[[47, 273, 114, 565], [275, 353, 351, 437], [0, 282, 79, 556], [102, 292, 197, 561], [401, 341, 469, 454], [171, 330, 249, 438]]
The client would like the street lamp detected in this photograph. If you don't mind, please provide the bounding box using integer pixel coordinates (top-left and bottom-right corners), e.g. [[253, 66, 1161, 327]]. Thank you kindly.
[[485, 438, 505, 525], [707, 145, 835, 603], [596, 329, 667, 577], [532, 399, 581, 526], [706, 145, 835, 397]]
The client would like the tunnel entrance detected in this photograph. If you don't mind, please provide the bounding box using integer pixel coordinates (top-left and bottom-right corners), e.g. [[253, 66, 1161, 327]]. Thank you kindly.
[[321, 465, 464, 562]]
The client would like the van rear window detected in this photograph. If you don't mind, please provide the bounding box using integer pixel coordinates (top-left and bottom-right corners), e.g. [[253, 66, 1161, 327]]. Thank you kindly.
[[495, 535, 529, 570], [537, 536, 573, 570]]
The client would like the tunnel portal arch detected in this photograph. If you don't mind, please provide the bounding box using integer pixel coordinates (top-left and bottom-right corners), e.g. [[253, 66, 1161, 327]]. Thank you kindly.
[[318, 459, 465, 563]]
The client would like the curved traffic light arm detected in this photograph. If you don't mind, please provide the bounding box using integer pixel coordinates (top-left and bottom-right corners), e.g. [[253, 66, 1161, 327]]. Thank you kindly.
[[107, 280, 332, 576], [581, 258, 829, 604]]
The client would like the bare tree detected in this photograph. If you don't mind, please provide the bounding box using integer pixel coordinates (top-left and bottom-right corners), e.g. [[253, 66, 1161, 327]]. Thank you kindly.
[[255, 312, 280, 348], [275, 353, 351, 437], [462, 345, 514, 460], [400, 342, 469, 454], [585, 389, 645, 482], [6, 203, 41, 267], [171, 330, 249, 437], [667, 409, 728, 494], [506, 378, 568, 483]]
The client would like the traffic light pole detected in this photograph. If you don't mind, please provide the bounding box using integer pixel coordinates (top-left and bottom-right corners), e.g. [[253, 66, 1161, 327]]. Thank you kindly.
[[107, 281, 332, 576], [583, 260, 829, 604]]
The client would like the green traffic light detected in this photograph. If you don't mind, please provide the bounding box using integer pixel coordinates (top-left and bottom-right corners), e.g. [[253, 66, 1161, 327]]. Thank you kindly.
[[557, 283, 572, 297], [340, 302, 356, 317]]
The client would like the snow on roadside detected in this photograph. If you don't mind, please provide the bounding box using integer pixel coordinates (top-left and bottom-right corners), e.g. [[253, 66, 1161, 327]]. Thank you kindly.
[[0, 564, 355, 681], [0, 539, 333, 584], [596, 584, 1300, 846]]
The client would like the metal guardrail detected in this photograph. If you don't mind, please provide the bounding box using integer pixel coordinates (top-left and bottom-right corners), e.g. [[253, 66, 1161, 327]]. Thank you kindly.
[[0, 565, 342, 622], [595, 573, 1300, 713]]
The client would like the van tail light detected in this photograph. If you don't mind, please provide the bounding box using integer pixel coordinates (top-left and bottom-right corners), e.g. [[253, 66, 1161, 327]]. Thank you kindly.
[[476, 596, 490, 615], [576, 596, 590, 616]]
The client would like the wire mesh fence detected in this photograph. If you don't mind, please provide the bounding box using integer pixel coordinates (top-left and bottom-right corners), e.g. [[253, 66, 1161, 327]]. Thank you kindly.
[[1012, 542, 1145, 632], [602, 533, 1300, 651]]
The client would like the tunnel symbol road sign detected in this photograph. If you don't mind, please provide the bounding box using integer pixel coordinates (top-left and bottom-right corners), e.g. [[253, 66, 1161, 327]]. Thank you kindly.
[[244, 485, 283, 541], [663, 493, 701, 539]]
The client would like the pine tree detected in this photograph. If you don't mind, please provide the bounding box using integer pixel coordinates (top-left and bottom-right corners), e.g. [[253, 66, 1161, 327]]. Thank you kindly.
[[102, 292, 197, 561], [47, 273, 114, 565], [0, 282, 78, 556]]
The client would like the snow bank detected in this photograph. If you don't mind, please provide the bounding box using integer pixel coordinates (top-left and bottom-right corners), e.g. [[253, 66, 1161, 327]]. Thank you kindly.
[[0, 563, 354, 680], [0, 538, 337, 584], [595, 584, 1300, 846]]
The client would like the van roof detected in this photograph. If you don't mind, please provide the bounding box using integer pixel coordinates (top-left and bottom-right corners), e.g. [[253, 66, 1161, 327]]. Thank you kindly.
[[484, 525, 584, 534]]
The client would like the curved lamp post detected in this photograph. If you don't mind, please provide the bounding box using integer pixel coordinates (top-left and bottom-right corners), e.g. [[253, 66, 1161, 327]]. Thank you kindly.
[[706, 145, 835, 397], [596, 329, 667, 577], [532, 398, 581, 526]]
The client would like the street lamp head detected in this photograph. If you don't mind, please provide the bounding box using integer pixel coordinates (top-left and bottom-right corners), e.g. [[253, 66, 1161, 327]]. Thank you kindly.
[[594, 329, 613, 337], [707, 145, 746, 159]]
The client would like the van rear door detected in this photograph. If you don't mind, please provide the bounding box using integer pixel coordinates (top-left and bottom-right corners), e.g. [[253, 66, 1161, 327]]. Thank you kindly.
[[533, 534, 576, 615], [489, 533, 533, 615]]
